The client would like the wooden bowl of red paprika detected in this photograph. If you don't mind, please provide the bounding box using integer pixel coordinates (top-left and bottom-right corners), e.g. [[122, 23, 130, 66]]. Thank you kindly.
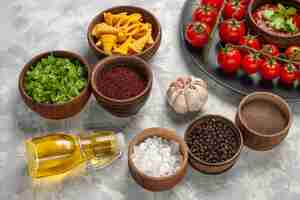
[[91, 56, 153, 117]]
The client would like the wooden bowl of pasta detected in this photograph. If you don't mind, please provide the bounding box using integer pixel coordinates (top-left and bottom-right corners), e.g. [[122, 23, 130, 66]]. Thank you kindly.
[[87, 6, 162, 61]]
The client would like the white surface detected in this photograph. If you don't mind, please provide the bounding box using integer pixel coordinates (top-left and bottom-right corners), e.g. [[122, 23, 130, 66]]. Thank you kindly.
[[1, 0, 300, 199]]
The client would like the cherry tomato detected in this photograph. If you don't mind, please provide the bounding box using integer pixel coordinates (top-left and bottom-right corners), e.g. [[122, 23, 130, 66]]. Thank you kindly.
[[260, 59, 281, 80], [201, 0, 224, 10], [185, 22, 211, 48], [223, 0, 246, 20], [193, 5, 218, 26], [285, 46, 300, 61], [261, 44, 280, 57], [292, 15, 300, 30], [241, 53, 263, 74], [240, 0, 251, 5], [238, 35, 261, 50], [280, 63, 298, 85], [219, 19, 246, 44], [218, 46, 242, 73]]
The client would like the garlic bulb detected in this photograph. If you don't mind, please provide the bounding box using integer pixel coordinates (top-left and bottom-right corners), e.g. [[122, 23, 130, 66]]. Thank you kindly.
[[167, 76, 208, 114]]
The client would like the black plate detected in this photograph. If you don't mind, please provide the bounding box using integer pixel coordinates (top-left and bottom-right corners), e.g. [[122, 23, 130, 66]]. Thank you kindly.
[[180, 0, 300, 103]]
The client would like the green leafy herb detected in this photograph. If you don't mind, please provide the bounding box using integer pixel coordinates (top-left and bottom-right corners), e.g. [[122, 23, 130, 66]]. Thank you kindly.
[[270, 16, 285, 30], [263, 10, 274, 20], [262, 3, 299, 33], [286, 18, 298, 33], [286, 6, 297, 16], [25, 55, 87, 104]]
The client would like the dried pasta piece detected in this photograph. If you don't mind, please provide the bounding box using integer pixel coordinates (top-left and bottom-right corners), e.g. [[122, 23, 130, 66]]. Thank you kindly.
[[146, 23, 155, 45], [126, 23, 142, 36], [104, 12, 127, 26], [132, 23, 148, 39], [92, 23, 118, 37], [117, 14, 142, 30], [113, 37, 133, 55], [117, 31, 127, 43], [115, 15, 130, 29], [101, 34, 117, 55], [128, 32, 150, 53], [127, 13, 142, 24]]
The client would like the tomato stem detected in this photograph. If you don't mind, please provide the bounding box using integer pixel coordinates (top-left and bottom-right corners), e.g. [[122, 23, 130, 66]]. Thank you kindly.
[[228, 44, 300, 65]]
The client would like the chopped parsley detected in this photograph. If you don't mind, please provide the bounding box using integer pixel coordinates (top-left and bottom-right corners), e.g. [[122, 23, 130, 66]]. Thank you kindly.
[[25, 55, 88, 104]]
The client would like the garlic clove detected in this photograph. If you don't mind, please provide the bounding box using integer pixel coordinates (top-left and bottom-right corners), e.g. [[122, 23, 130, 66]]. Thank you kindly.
[[192, 78, 207, 89], [194, 84, 208, 106], [167, 85, 177, 101], [185, 86, 203, 112], [167, 88, 182, 106], [172, 93, 188, 114]]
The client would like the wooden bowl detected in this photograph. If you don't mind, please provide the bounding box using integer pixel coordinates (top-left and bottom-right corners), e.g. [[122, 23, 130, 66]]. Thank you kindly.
[[87, 6, 161, 60], [236, 92, 292, 151], [18, 51, 91, 120], [184, 115, 243, 174], [128, 128, 188, 192], [91, 56, 153, 117], [247, 0, 300, 48]]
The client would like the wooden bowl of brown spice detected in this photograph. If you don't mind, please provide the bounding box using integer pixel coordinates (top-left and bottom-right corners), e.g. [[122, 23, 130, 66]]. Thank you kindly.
[[184, 115, 243, 174], [236, 92, 292, 151]]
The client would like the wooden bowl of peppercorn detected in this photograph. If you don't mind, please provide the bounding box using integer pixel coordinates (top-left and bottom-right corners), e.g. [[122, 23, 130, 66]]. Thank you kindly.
[[128, 128, 189, 192], [18, 50, 92, 120], [91, 55, 153, 117], [87, 5, 161, 60], [184, 115, 243, 174]]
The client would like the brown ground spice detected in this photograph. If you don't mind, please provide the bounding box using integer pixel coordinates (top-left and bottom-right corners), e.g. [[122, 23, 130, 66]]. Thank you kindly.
[[241, 100, 287, 135]]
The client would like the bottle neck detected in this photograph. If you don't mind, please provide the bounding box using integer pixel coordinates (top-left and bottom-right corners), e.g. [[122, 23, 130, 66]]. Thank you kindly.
[[79, 131, 119, 159]]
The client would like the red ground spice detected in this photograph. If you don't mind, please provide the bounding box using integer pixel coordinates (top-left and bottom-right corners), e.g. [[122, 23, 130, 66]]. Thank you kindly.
[[98, 66, 147, 100]]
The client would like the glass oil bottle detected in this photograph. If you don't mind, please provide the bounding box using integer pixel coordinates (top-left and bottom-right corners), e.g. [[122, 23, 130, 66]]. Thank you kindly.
[[25, 130, 123, 178]]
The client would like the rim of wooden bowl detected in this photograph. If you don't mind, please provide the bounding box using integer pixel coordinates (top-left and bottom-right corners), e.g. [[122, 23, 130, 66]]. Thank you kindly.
[[248, 0, 300, 38], [91, 55, 153, 104], [18, 50, 91, 107], [184, 114, 244, 167], [87, 5, 162, 58], [128, 127, 189, 182], [237, 92, 292, 137]]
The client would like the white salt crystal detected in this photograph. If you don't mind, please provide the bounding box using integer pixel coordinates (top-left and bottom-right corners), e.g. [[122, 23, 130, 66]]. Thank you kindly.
[[131, 136, 182, 178]]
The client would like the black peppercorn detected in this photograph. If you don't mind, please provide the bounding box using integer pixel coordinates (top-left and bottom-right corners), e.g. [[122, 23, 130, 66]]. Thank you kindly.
[[186, 116, 239, 163]]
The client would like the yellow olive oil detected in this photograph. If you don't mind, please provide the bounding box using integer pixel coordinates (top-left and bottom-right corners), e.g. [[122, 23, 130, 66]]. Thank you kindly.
[[25, 131, 121, 178]]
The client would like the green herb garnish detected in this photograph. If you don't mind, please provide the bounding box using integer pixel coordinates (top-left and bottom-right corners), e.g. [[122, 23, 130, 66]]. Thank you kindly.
[[25, 55, 87, 104], [262, 3, 298, 33]]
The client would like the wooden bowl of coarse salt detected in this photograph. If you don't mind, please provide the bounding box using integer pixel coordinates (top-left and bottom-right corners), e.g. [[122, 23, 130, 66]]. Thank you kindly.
[[128, 128, 188, 192]]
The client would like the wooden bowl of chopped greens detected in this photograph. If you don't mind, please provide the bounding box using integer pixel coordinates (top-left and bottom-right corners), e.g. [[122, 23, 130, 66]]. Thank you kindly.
[[18, 51, 91, 120], [247, 0, 300, 48]]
